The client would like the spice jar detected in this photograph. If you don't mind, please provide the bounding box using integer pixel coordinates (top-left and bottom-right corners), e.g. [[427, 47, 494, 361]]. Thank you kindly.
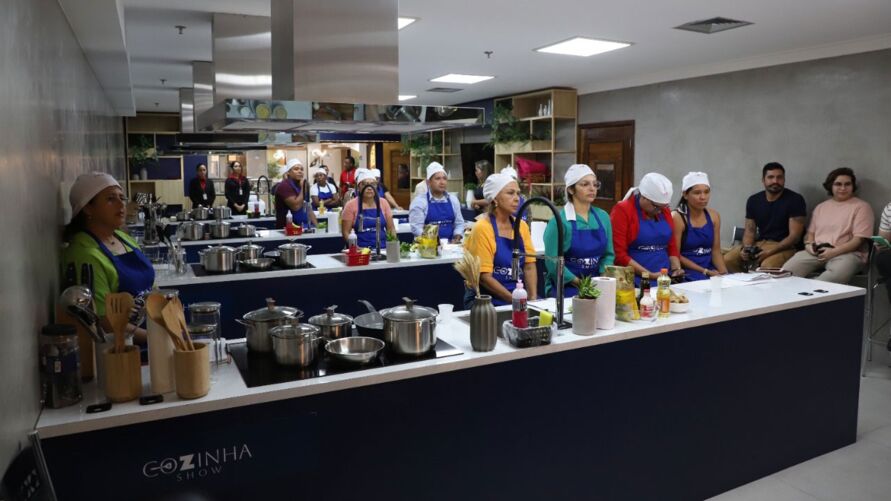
[[40, 324, 83, 408]]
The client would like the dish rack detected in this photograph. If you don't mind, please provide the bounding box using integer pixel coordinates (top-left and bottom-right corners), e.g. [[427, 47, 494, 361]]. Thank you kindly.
[[502, 318, 554, 348]]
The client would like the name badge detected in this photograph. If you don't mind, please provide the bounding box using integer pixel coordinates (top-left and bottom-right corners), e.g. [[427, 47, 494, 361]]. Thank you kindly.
[[202, 193, 208, 200], [238, 188, 243, 196]]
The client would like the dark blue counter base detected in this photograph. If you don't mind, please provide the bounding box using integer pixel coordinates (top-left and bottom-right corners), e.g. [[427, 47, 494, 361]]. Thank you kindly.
[[40, 297, 863, 501]]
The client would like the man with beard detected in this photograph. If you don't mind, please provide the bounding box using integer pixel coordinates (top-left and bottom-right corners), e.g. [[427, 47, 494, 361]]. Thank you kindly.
[[724, 162, 807, 272]]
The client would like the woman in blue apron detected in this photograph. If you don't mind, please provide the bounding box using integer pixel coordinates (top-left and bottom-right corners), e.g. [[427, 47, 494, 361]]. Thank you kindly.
[[62, 173, 156, 342], [310, 167, 341, 210], [672, 172, 728, 281], [545, 165, 614, 297], [463, 173, 538, 309], [343, 170, 396, 249]]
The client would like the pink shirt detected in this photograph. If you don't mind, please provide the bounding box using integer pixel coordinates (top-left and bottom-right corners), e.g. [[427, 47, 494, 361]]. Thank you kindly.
[[809, 197, 875, 261], [342, 197, 393, 228]]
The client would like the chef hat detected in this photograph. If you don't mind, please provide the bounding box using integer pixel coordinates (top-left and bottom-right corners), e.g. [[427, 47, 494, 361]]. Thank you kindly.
[[355, 168, 376, 185], [426, 161, 447, 180], [309, 167, 325, 179], [682, 171, 710, 192], [69, 172, 122, 217], [483, 173, 515, 202], [500, 165, 518, 180], [370, 168, 382, 179], [285, 158, 303, 170], [564, 164, 595, 191], [638, 172, 673, 205]]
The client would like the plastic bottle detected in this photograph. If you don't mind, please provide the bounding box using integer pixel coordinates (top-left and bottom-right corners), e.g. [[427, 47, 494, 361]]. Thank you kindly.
[[657, 268, 671, 318], [640, 293, 656, 320], [285, 211, 294, 235], [511, 280, 528, 328], [347, 229, 358, 253], [637, 272, 650, 306]]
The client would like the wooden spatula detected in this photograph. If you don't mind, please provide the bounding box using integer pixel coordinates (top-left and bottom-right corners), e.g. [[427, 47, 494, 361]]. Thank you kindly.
[[161, 300, 192, 351], [171, 296, 195, 351], [105, 292, 134, 354], [146, 293, 186, 351]]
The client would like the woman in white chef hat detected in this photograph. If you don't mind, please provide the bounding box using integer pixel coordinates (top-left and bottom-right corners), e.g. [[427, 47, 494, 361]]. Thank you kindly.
[[671, 172, 728, 281], [341, 167, 396, 249], [463, 173, 538, 308], [544, 164, 614, 297], [610, 172, 683, 286], [498, 165, 528, 221], [369, 168, 403, 210]]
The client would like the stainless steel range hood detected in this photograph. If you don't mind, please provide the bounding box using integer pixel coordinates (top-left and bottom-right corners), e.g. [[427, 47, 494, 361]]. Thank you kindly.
[[195, 0, 484, 135]]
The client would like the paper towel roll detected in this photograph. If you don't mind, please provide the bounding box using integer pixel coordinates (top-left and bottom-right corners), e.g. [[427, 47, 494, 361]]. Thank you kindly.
[[147, 317, 176, 394], [593, 276, 617, 330]]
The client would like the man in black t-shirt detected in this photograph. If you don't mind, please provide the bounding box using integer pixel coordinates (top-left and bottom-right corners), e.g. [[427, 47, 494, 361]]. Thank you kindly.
[[724, 162, 807, 272]]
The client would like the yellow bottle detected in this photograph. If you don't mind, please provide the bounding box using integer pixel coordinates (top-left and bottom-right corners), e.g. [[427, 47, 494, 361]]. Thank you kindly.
[[657, 268, 671, 318]]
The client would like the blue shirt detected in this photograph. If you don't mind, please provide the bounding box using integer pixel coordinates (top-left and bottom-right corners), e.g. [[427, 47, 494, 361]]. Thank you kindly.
[[408, 192, 465, 237]]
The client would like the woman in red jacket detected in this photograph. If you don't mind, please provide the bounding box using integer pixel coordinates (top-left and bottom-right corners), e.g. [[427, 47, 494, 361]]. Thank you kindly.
[[610, 172, 685, 285]]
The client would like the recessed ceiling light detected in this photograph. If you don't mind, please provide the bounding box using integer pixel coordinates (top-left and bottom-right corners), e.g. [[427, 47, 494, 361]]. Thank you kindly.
[[535, 36, 631, 57], [430, 74, 494, 85], [398, 17, 418, 30], [398, 95, 417, 101]]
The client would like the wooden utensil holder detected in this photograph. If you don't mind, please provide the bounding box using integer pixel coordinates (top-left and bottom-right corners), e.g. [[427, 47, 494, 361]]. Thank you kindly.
[[103, 345, 142, 402], [174, 343, 210, 399]]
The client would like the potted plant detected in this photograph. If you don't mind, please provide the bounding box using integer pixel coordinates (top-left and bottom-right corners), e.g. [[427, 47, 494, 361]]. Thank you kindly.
[[402, 134, 442, 173], [129, 135, 157, 180], [464, 182, 478, 210], [572, 275, 601, 336], [385, 231, 400, 263], [488, 104, 531, 154]]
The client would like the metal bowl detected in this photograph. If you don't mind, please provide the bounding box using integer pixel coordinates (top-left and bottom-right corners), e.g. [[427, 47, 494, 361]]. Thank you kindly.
[[240, 257, 275, 271], [325, 337, 384, 364]]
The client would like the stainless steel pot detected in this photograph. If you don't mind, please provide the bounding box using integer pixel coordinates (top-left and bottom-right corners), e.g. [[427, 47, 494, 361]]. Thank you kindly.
[[308, 305, 353, 341], [180, 221, 204, 241], [200, 245, 236, 273], [191, 206, 210, 220], [381, 297, 438, 355], [175, 211, 190, 222], [278, 242, 311, 267], [235, 224, 256, 237], [270, 323, 320, 366], [236, 298, 303, 353], [208, 221, 230, 239], [235, 241, 264, 261], [213, 206, 232, 220]]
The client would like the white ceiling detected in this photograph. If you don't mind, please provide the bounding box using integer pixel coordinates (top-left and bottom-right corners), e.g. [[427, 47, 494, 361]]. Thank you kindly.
[[113, 0, 891, 112]]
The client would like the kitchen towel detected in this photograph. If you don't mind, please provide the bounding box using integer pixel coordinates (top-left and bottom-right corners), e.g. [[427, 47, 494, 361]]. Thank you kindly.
[[593, 276, 616, 330], [147, 317, 176, 394]]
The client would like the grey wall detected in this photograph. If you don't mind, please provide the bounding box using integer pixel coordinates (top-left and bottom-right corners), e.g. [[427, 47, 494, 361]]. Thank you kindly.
[[0, 0, 124, 472], [579, 50, 891, 241]]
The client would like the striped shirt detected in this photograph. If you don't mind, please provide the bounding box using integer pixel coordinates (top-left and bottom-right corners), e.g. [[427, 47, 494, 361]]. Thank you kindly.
[[881, 203, 891, 232]]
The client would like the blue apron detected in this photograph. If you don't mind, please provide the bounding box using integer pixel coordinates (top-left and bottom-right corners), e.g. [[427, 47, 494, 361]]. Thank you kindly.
[[287, 178, 311, 226], [489, 214, 525, 306], [514, 195, 528, 221], [424, 191, 456, 240], [87, 231, 155, 297], [313, 183, 334, 210], [629, 196, 672, 286], [550, 209, 608, 298], [354, 202, 387, 249], [681, 210, 715, 281]]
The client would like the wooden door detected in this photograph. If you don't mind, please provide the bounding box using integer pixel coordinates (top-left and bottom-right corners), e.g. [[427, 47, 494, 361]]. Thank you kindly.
[[383, 143, 411, 208], [580, 121, 634, 213]]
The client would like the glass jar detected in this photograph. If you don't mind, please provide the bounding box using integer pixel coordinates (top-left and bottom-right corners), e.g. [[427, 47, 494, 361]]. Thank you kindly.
[[40, 324, 82, 408], [189, 301, 222, 339]]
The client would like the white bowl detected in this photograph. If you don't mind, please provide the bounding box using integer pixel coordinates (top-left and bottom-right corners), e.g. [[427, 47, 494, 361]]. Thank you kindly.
[[670, 302, 690, 313]]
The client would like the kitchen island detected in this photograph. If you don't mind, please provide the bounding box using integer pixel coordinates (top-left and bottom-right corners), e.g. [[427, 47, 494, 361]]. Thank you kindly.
[[34, 277, 864, 501]]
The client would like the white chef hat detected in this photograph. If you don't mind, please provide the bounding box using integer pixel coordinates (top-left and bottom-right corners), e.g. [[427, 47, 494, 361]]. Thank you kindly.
[[355, 168, 376, 184], [69, 172, 122, 217], [483, 173, 515, 202], [637, 172, 673, 205], [285, 158, 303, 170], [682, 171, 710, 192], [426, 161, 447, 180], [499, 165, 518, 180], [370, 168, 382, 179], [564, 164, 595, 193]]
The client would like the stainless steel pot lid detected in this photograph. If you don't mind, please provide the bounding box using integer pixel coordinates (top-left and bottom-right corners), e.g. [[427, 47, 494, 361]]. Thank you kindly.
[[204, 245, 235, 254], [189, 301, 221, 313], [308, 305, 353, 327], [209, 221, 230, 227], [237, 241, 264, 251], [243, 298, 302, 322], [381, 297, 437, 322], [270, 323, 319, 339], [188, 323, 217, 335], [278, 242, 309, 251]]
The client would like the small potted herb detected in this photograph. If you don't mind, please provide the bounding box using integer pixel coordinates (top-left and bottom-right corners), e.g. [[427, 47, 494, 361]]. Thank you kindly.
[[385, 231, 400, 263], [572, 275, 601, 336]]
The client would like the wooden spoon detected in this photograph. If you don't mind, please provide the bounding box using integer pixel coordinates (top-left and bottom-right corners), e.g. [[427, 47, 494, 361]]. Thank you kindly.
[[162, 300, 192, 351], [146, 293, 185, 351], [105, 292, 134, 354], [171, 296, 195, 351]]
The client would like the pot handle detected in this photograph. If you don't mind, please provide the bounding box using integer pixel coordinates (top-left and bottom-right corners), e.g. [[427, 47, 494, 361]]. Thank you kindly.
[[234, 318, 249, 327], [402, 297, 415, 310]]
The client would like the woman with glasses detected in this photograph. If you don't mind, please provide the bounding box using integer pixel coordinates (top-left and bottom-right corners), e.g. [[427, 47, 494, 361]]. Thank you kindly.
[[671, 172, 728, 281], [783, 167, 874, 284], [544, 164, 614, 297], [610, 172, 683, 285]]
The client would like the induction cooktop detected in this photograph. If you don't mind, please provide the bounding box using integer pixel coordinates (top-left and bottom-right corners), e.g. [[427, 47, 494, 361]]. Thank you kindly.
[[191, 262, 315, 277]]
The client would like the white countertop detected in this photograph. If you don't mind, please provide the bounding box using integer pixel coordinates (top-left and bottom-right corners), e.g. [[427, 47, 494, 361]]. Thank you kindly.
[[35, 277, 864, 438]]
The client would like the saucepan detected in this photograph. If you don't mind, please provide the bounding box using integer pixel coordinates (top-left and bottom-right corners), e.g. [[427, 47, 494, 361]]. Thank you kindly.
[[354, 300, 384, 340], [381, 297, 438, 356]]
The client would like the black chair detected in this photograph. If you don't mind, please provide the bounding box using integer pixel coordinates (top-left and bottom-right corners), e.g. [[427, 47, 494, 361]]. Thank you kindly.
[[862, 245, 890, 376]]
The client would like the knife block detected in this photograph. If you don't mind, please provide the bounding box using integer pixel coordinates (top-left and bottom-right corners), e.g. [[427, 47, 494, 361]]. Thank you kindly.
[[104, 346, 142, 402]]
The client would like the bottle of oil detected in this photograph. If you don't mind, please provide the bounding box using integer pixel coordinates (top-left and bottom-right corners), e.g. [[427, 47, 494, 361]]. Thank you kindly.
[[657, 268, 671, 318]]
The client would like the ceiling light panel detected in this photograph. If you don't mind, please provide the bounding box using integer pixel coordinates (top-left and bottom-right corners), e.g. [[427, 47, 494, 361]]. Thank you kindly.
[[430, 74, 494, 84], [536, 37, 631, 57]]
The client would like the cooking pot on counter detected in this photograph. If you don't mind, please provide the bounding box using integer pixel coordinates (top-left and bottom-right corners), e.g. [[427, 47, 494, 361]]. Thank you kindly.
[[208, 221, 230, 239], [213, 206, 232, 220], [191, 206, 210, 220], [308, 305, 353, 341], [381, 297, 438, 355], [199, 245, 236, 273], [235, 241, 264, 261], [175, 211, 190, 222], [277, 242, 311, 267], [270, 323, 321, 366], [180, 221, 204, 241], [236, 298, 303, 353], [235, 224, 256, 237]]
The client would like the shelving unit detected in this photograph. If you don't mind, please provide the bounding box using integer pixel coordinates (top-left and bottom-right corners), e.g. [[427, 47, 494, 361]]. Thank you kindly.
[[406, 129, 465, 196], [492, 88, 577, 219]]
